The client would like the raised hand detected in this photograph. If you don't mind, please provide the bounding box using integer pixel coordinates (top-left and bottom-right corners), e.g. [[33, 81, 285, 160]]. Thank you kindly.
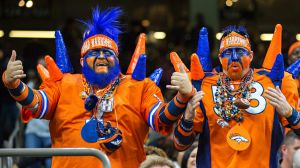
[[184, 91, 205, 121], [265, 86, 292, 117], [5, 50, 26, 83], [166, 64, 193, 95]]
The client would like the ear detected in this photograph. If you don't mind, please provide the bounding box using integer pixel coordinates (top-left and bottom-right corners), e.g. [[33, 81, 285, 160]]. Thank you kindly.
[[249, 51, 254, 61], [80, 58, 83, 67], [281, 144, 287, 154], [218, 54, 222, 63]]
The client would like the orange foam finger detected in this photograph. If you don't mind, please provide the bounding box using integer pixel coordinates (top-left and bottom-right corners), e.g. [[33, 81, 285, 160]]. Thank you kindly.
[[126, 33, 146, 74], [262, 24, 282, 69], [170, 52, 189, 72], [37, 64, 50, 81], [190, 53, 204, 80], [45, 55, 63, 81]]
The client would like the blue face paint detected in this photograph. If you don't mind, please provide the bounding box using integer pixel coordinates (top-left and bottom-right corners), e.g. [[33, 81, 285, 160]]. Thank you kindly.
[[82, 48, 121, 88], [220, 47, 250, 68]]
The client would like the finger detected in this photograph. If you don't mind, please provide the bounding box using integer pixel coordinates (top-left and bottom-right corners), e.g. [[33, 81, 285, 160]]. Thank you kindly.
[[10, 50, 17, 62], [12, 60, 22, 66], [193, 92, 204, 101], [166, 85, 180, 90], [267, 100, 278, 108], [11, 65, 24, 71], [12, 70, 24, 76], [264, 94, 280, 104], [265, 88, 280, 98], [171, 75, 184, 81], [275, 86, 284, 97], [179, 64, 186, 74], [170, 80, 181, 86], [192, 102, 200, 109], [14, 74, 26, 79]]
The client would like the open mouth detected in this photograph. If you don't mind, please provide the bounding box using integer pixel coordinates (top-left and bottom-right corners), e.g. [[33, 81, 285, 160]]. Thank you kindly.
[[94, 60, 109, 73], [229, 63, 241, 71], [95, 62, 108, 66]]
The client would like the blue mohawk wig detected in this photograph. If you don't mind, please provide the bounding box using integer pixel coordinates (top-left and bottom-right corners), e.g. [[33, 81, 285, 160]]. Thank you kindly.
[[221, 25, 249, 39], [82, 7, 123, 45]]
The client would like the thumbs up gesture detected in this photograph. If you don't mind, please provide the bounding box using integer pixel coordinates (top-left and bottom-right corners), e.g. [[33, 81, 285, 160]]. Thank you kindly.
[[5, 50, 26, 83], [166, 63, 193, 95]]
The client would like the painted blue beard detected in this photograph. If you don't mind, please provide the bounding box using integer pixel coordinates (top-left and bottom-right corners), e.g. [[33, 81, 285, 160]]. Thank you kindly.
[[82, 59, 121, 88]]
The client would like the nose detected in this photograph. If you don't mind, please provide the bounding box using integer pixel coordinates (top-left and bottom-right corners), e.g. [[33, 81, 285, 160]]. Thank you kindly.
[[231, 49, 239, 61], [98, 51, 105, 58]]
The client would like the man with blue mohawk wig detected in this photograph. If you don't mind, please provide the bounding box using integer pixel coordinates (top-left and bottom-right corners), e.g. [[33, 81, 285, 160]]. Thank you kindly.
[[172, 25, 300, 167], [2, 7, 195, 168]]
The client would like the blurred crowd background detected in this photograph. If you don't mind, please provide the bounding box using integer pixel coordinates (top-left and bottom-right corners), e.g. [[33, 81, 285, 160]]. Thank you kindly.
[[1, 0, 300, 167]]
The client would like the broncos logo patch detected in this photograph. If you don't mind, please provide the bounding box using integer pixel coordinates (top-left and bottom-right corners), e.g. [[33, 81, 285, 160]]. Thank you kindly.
[[229, 133, 249, 143]]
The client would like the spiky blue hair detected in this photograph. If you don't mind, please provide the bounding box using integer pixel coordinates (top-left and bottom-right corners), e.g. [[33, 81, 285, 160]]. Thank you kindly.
[[221, 25, 249, 40], [82, 7, 123, 45]]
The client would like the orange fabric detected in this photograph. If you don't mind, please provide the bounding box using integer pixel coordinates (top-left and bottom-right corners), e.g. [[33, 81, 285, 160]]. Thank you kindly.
[[37, 64, 50, 81], [176, 87, 195, 103], [219, 32, 251, 54], [45, 56, 63, 81], [262, 24, 282, 69], [126, 33, 146, 74], [281, 72, 300, 129], [288, 41, 300, 56], [170, 52, 190, 73], [2, 71, 20, 89], [190, 53, 204, 80], [177, 123, 193, 136], [13, 85, 28, 101], [189, 69, 299, 167], [24, 92, 38, 109], [173, 97, 186, 108], [32, 74, 172, 168], [81, 34, 118, 56]]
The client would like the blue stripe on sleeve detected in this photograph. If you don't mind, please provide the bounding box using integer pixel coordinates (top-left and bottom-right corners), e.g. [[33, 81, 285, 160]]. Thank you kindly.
[[19, 88, 34, 106], [9, 82, 25, 96]]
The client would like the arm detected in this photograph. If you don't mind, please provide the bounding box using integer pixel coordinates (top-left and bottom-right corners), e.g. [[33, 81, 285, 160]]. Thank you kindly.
[[141, 63, 195, 134], [141, 78, 195, 135], [173, 91, 205, 151], [2, 51, 60, 120], [265, 83, 300, 135]]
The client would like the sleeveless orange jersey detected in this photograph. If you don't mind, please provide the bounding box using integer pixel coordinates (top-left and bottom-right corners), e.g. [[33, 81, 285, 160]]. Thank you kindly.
[[7, 73, 188, 168], [174, 69, 300, 168]]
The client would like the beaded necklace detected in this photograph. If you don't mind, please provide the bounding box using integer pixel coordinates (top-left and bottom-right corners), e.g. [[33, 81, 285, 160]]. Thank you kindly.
[[214, 69, 253, 122]]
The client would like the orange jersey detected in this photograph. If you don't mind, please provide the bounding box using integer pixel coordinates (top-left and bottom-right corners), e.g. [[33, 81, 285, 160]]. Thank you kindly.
[[18, 73, 184, 168], [174, 69, 300, 168]]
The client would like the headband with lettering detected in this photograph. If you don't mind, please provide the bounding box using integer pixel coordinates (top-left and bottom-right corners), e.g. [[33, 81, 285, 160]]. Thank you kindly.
[[219, 31, 251, 54], [81, 34, 118, 57]]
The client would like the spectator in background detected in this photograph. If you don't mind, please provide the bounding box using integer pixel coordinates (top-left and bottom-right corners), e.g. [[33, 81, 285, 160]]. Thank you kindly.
[[288, 42, 300, 65], [181, 146, 197, 168], [144, 146, 168, 158], [281, 131, 300, 168], [288, 42, 300, 95], [139, 155, 175, 168]]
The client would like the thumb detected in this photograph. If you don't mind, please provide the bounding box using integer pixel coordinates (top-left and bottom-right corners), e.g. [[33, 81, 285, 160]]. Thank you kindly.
[[10, 50, 17, 62], [179, 63, 186, 74]]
